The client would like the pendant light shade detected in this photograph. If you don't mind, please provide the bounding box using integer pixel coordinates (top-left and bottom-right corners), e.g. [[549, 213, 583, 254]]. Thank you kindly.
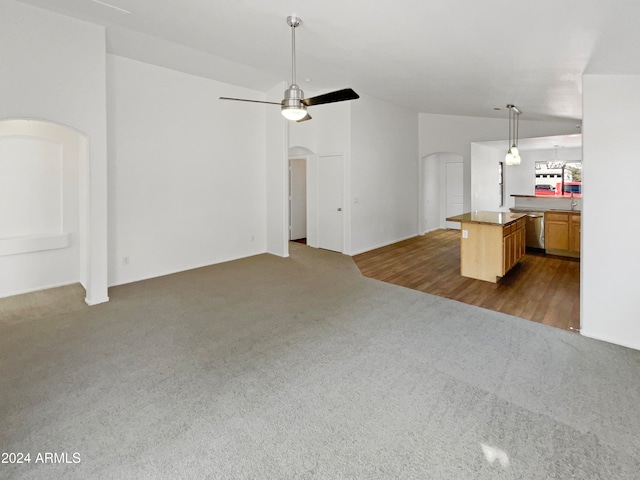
[[505, 104, 522, 166], [505, 151, 521, 166]]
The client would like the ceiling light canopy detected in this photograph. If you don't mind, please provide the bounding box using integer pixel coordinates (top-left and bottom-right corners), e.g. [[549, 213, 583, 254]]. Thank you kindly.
[[505, 104, 522, 166]]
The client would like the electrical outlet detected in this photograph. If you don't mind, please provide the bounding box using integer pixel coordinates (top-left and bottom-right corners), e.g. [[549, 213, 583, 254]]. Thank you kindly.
[[123, 256, 130, 265], [462, 230, 468, 239]]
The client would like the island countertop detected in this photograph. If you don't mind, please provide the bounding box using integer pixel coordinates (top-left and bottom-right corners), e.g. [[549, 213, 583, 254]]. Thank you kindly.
[[446, 211, 527, 226]]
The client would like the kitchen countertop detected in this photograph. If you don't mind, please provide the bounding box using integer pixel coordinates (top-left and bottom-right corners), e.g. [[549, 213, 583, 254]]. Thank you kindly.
[[546, 209, 581, 214], [446, 211, 527, 226], [510, 208, 581, 215], [511, 194, 582, 198]]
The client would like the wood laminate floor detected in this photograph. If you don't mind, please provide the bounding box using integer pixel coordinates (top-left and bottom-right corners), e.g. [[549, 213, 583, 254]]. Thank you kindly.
[[352, 229, 580, 331]]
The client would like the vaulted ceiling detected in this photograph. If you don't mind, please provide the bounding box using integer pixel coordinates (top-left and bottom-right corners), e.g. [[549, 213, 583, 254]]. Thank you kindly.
[[15, 0, 640, 122]]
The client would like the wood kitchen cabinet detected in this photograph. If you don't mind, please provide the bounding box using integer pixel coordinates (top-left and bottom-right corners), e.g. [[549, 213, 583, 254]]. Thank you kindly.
[[446, 212, 526, 283], [544, 211, 580, 258], [569, 214, 581, 253], [503, 219, 526, 274]]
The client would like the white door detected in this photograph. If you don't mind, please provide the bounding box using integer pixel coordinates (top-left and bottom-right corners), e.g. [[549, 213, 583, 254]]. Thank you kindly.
[[318, 155, 344, 252], [289, 158, 307, 240], [445, 161, 464, 229]]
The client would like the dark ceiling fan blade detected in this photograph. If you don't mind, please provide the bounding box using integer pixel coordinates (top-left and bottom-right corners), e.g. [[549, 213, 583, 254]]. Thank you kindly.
[[302, 88, 359, 106], [297, 113, 312, 123], [219, 97, 281, 105]]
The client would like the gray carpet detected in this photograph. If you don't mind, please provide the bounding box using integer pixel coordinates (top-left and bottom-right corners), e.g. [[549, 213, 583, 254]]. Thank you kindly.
[[1, 243, 639, 479]]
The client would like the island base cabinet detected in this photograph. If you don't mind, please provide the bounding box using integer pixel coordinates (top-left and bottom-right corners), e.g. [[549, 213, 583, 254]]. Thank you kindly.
[[460, 218, 525, 283], [503, 225, 526, 274]]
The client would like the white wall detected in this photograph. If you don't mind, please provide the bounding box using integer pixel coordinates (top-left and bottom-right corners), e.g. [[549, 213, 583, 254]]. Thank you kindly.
[[470, 144, 505, 211], [419, 113, 578, 212], [0, 0, 108, 304], [0, 121, 82, 297], [581, 75, 640, 350], [107, 55, 268, 285], [351, 95, 419, 254], [420, 153, 442, 232], [265, 82, 289, 258]]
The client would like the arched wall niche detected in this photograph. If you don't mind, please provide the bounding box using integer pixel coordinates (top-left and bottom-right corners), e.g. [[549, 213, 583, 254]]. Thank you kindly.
[[0, 118, 90, 300]]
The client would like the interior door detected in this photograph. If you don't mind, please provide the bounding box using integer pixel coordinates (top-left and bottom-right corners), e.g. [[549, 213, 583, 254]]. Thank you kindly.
[[289, 158, 307, 240], [445, 161, 464, 229], [318, 155, 344, 252]]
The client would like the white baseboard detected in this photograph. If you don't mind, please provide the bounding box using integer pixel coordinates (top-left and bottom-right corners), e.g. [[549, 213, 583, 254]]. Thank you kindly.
[[579, 329, 640, 351], [85, 295, 110, 306], [0, 280, 80, 300], [108, 250, 267, 288], [420, 227, 443, 235], [350, 234, 418, 256]]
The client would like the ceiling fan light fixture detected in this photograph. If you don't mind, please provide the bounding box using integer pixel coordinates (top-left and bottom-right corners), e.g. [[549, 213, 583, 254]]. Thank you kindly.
[[281, 104, 307, 121], [281, 84, 307, 121], [219, 16, 359, 120]]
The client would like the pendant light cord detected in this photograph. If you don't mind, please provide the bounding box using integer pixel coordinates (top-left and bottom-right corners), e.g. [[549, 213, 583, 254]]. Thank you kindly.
[[514, 108, 519, 150], [508, 106, 513, 149], [507, 104, 521, 150]]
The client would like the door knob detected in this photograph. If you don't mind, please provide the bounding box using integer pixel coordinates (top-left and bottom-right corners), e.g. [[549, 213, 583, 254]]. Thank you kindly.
[[337, 208, 342, 211]]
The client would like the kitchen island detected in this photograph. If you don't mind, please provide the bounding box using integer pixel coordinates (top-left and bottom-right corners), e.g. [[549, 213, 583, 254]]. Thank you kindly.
[[446, 211, 527, 283]]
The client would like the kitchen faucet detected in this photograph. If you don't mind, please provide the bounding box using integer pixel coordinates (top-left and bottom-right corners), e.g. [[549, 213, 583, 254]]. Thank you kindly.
[[570, 192, 578, 210]]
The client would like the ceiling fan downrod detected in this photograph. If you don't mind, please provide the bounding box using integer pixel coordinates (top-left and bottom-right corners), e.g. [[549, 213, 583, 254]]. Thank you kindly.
[[287, 16, 301, 86], [282, 16, 306, 120]]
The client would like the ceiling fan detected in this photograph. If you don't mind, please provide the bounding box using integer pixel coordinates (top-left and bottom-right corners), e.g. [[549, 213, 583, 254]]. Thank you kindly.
[[220, 16, 359, 122]]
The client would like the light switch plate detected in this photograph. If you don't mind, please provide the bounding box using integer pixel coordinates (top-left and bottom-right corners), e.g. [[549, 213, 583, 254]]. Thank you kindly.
[[462, 230, 468, 239]]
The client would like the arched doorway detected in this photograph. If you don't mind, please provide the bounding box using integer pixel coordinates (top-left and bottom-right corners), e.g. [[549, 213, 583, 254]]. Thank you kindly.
[[288, 146, 345, 253], [288, 146, 314, 246], [419, 152, 464, 233]]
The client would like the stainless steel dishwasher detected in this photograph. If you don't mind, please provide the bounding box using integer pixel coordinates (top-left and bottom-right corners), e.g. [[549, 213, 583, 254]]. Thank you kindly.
[[510, 209, 545, 249]]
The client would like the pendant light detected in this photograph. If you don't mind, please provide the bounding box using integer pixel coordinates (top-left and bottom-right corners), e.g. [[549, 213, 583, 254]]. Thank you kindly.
[[505, 104, 522, 166]]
